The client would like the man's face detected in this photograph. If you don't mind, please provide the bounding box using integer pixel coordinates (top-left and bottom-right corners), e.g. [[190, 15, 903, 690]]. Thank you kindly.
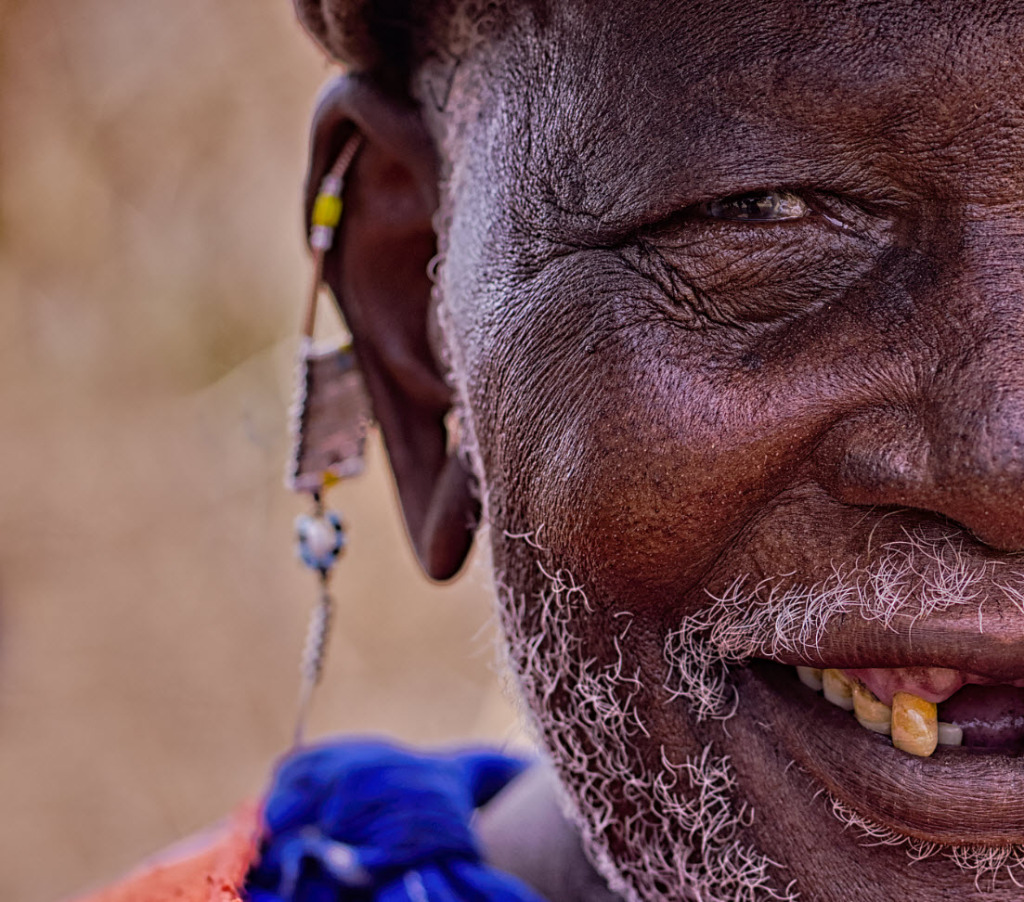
[[422, 1, 1024, 897]]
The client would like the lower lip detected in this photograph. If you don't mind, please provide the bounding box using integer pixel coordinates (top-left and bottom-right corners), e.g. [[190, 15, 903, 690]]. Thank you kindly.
[[740, 660, 1024, 845]]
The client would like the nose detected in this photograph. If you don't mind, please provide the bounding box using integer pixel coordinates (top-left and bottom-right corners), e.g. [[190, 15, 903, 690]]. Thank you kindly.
[[824, 396, 1024, 552], [820, 241, 1024, 552]]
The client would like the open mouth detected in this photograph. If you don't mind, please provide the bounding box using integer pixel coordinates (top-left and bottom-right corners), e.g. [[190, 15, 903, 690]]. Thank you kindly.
[[794, 665, 1024, 755], [735, 609, 1024, 846]]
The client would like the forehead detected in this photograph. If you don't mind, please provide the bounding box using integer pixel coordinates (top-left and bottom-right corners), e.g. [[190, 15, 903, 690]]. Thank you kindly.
[[440, 0, 1024, 234]]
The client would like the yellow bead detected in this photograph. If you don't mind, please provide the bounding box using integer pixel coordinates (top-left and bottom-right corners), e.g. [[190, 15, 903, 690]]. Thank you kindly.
[[312, 194, 343, 228]]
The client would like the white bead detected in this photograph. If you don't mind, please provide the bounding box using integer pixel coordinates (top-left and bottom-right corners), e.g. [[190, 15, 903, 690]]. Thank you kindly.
[[305, 518, 336, 559], [295, 512, 344, 571], [310, 225, 333, 250]]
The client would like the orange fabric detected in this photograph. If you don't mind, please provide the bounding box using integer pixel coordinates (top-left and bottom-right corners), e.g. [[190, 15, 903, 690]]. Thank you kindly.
[[74, 805, 262, 902]]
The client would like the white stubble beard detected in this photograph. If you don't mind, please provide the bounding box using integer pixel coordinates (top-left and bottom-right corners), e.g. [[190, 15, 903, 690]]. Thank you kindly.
[[494, 549, 798, 902]]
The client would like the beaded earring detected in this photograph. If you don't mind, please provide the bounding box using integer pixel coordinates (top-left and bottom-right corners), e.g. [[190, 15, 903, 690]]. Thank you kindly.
[[287, 132, 370, 745]]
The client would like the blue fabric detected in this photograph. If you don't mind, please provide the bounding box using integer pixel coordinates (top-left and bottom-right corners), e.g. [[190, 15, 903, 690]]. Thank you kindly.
[[245, 739, 547, 902]]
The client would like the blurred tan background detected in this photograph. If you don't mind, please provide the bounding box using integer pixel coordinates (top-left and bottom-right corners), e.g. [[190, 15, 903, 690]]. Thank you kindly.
[[0, 3, 522, 900]]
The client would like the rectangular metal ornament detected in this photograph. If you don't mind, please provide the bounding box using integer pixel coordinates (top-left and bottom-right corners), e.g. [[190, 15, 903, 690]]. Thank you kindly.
[[287, 341, 371, 493]]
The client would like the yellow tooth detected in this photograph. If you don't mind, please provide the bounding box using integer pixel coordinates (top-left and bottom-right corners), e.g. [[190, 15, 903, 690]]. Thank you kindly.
[[852, 681, 892, 735], [797, 666, 824, 691], [937, 722, 963, 747], [822, 669, 855, 711], [891, 692, 938, 757]]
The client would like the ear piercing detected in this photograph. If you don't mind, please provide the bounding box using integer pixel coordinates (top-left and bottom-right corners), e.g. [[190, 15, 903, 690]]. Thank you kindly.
[[288, 131, 369, 746]]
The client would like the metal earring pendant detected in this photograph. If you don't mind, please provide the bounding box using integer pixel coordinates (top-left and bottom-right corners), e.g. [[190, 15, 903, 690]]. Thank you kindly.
[[287, 132, 370, 746]]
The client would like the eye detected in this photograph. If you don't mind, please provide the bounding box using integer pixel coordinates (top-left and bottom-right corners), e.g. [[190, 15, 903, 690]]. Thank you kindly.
[[700, 190, 810, 222]]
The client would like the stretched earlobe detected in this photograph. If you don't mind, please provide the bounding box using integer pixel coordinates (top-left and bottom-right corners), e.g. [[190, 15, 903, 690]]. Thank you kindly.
[[306, 76, 478, 581], [420, 453, 480, 581]]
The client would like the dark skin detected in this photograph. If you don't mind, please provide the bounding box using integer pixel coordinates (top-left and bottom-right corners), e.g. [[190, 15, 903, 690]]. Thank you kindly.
[[303, 0, 1024, 898]]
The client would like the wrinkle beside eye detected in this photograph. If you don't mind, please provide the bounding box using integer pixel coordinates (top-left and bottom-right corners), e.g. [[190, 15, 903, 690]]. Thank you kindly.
[[625, 215, 879, 327]]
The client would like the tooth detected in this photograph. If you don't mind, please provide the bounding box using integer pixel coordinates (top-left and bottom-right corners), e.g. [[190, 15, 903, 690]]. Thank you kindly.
[[797, 666, 823, 691], [891, 691, 938, 757], [937, 722, 963, 747], [852, 681, 892, 735], [822, 669, 855, 711]]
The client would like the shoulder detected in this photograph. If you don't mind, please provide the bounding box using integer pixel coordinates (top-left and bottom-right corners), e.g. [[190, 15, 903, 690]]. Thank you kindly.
[[476, 761, 624, 902], [70, 804, 259, 902]]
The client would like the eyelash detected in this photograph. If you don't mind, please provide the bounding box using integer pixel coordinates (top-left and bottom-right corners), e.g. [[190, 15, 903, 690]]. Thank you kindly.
[[699, 189, 811, 223], [693, 189, 882, 239]]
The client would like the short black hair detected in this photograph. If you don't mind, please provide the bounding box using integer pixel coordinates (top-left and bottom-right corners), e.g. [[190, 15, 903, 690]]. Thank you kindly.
[[295, 1, 520, 100], [294, 0, 426, 94]]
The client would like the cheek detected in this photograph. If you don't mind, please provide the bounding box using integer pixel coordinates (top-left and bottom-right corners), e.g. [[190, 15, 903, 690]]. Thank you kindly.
[[455, 253, 820, 612], [453, 236, 918, 617], [535, 367, 807, 613]]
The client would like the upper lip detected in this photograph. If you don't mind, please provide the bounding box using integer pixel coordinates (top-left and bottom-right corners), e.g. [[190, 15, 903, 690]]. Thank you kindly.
[[765, 599, 1024, 682]]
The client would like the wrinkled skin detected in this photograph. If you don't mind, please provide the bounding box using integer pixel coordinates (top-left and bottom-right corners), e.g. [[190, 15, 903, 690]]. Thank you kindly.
[[306, 0, 1024, 898]]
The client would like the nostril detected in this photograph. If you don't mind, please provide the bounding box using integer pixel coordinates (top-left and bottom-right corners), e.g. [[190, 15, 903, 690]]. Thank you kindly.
[[833, 444, 923, 504], [816, 411, 1024, 554], [945, 507, 1024, 554], [814, 409, 930, 507]]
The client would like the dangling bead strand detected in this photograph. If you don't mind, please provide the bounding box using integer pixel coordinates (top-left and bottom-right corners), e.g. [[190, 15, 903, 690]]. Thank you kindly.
[[293, 490, 347, 745]]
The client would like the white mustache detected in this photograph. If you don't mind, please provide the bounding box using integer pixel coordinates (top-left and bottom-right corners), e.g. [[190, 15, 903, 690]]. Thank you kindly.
[[664, 527, 1024, 721], [688, 527, 1024, 660]]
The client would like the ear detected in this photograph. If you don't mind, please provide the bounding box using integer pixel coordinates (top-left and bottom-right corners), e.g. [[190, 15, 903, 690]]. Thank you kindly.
[[306, 75, 478, 581]]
